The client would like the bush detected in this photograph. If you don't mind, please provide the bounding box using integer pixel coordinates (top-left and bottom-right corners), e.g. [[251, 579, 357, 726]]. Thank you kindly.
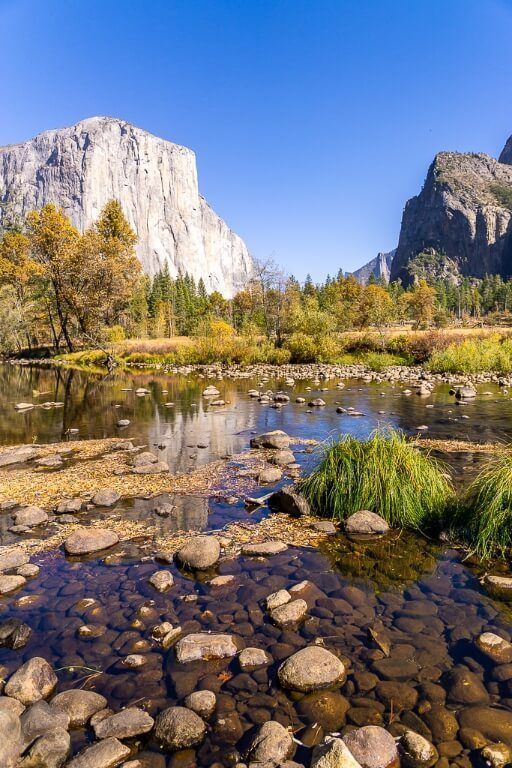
[[457, 451, 512, 558], [428, 334, 512, 373], [285, 333, 343, 363], [299, 429, 453, 531]]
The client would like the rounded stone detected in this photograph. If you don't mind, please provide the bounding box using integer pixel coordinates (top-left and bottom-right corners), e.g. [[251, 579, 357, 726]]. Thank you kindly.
[[5, 657, 57, 706], [64, 528, 119, 555], [175, 536, 220, 570], [184, 690, 216, 719], [400, 730, 439, 768], [278, 646, 346, 692], [343, 725, 399, 768], [345, 511, 389, 536], [154, 706, 206, 751], [50, 689, 107, 727]]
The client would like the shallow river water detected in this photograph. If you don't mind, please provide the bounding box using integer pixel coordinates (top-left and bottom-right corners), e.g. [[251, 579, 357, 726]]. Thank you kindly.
[[3, 364, 512, 767]]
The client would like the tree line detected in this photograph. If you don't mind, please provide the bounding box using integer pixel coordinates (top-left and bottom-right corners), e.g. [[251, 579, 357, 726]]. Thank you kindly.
[[2, 201, 512, 355]]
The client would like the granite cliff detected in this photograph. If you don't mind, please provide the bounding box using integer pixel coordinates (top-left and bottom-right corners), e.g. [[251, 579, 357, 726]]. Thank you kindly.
[[390, 144, 512, 285], [351, 250, 395, 284], [0, 117, 254, 297]]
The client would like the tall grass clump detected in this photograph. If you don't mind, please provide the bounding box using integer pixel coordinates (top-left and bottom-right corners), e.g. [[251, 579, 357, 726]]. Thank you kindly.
[[458, 451, 512, 558], [299, 429, 453, 531], [428, 334, 512, 373]]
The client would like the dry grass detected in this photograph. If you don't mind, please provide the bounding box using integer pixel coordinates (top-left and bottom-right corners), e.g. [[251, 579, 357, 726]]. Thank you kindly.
[[115, 337, 193, 354]]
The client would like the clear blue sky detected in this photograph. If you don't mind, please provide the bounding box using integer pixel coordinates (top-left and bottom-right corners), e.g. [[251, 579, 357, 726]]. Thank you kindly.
[[2, 0, 512, 280]]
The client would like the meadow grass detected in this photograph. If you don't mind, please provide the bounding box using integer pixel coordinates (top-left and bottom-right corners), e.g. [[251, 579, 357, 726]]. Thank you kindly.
[[458, 451, 512, 558], [299, 429, 454, 531], [428, 333, 512, 373]]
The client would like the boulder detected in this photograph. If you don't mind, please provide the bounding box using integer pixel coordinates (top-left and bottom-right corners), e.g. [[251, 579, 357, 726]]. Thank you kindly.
[[278, 646, 346, 692], [246, 720, 294, 764], [455, 386, 477, 399], [0, 550, 29, 572], [308, 398, 326, 407], [93, 707, 154, 739], [20, 700, 70, 751], [0, 710, 22, 768], [132, 460, 169, 475], [270, 449, 296, 467], [5, 658, 57, 705], [242, 541, 288, 556], [476, 632, 512, 664], [258, 466, 283, 484], [0, 619, 32, 649], [270, 599, 308, 629], [400, 730, 438, 768], [154, 706, 206, 751], [12, 506, 48, 527], [0, 696, 25, 717], [266, 589, 291, 610], [148, 571, 174, 592], [20, 727, 70, 768], [65, 737, 130, 767], [55, 498, 83, 514], [345, 510, 389, 536], [0, 575, 26, 595], [297, 691, 350, 732], [64, 528, 119, 555], [250, 430, 291, 450], [175, 536, 220, 570], [0, 446, 38, 467], [184, 690, 216, 719], [50, 689, 107, 727], [175, 633, 238, 663], [239, 648, 271, 669], [269, 486, 311, 516], [90, 489, 121, 507], [343, 726, 400, 768], [458, 706, 512, 743], [312, 737, 362, 768], [445, 666, 490, 704]]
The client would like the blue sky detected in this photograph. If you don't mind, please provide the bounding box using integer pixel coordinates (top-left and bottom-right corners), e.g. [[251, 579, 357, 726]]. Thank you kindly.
[[2, 0, 512, 280]]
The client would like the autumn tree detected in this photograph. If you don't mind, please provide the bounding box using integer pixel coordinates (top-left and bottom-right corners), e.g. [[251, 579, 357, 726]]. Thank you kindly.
[[406, 279, 437, 329]]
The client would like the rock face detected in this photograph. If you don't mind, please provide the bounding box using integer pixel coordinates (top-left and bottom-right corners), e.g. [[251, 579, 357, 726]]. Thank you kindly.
[[352, 250, 395, 285], [0, 116, 254, 297], [390, 148, 512, 284]]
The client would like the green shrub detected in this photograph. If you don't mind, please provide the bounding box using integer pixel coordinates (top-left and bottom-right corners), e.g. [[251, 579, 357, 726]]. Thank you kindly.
[[490, 183, 512, 210], [428, 334, 512, 373], [458, 451, 512, 558], [299, 429, 453, 531]]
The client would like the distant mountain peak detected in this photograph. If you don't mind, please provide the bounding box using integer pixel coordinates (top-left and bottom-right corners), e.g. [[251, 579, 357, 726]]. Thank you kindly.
[[351, 250, 395, 284]]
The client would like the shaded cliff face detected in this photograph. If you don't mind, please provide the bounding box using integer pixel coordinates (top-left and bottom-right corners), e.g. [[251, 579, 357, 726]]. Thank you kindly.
[[0, 116, 254, 297], [390, 151, 512, 285]]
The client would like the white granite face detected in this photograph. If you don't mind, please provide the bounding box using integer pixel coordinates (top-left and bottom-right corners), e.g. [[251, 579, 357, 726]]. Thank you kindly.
[[0, 116, 254, 297]]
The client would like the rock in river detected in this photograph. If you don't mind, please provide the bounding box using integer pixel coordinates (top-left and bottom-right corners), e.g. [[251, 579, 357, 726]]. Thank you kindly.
[[250, 430, 291, 450], [278, 646, 346, 692], [175, 536, 220, 570], [246, 720, 294, 765], [66, 737, 130, 767], [175, 633, 238, 663], [93, 707, 154, 739], [458, 706, 512, 743], [343, 725, 400, 768], [50, 689, 107, 727], [184, 690, 216, 719], [90, 489, 121, 507], [269, 486, 311, 516], [5, 657, 57, 705], [311, 738, 362, 768], [400, 730, 438, 768], [0, 618, 32, 649], [148, 570, 174, 592], [64, 528, 119, 555], [154, 706, 206, 751], [345, 510, 389, 536], [22, 727, 70, 768], [270, 598, 308, 629], [20, 700, 70, 751], [0, 575, 26, 595], [476, 632, 512, 664], [0, 710, 22, 768], [242, 541, 288, 556], [445, 666, 490, 704], [12, 506, 48, 527], [0, 550, 29, 572]]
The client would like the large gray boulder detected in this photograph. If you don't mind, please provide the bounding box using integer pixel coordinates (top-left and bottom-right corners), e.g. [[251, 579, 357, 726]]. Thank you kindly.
[[175, 633, 238, 663], [250, 430, 291, 450], [154, 706, 206, 751], [20, 700, 70, 751], [64, 528, 119, 555], [175, 536, 220, 570], [343, 726, 399, 768], [0, 550, 29, 572], [93, 707, 154, 739], [269, 486, 311, 516], [278, 647, 346, 692], [345, 510, 389, 536], [50, 689, 107, 727], [20, 727, 70, 768], [246, 720, 294, 764], [65, 737, 130, 767], [12, 506, 48, 527], [0, 710, 22, 768], [5, 658, 57, 706]]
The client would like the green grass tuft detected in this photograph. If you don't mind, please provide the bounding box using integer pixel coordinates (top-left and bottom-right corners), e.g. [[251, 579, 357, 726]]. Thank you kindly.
[[299, 429, 453, 531], [458, 451, 512, 558]]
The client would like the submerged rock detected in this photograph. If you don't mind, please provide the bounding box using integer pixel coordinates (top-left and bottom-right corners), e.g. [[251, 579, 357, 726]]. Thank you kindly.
[[242, 541, 288, 556], [184, 690, 216, 719], [148, 570, 174, 592], [458, 706, 512, 743], [0, 619, 32, 650], [278, 646, 346, 692]]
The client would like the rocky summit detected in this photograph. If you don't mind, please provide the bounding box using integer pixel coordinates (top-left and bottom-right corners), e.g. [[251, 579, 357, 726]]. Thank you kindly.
[[390, 142, 512, 284], [0, 116, 254, 297]]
